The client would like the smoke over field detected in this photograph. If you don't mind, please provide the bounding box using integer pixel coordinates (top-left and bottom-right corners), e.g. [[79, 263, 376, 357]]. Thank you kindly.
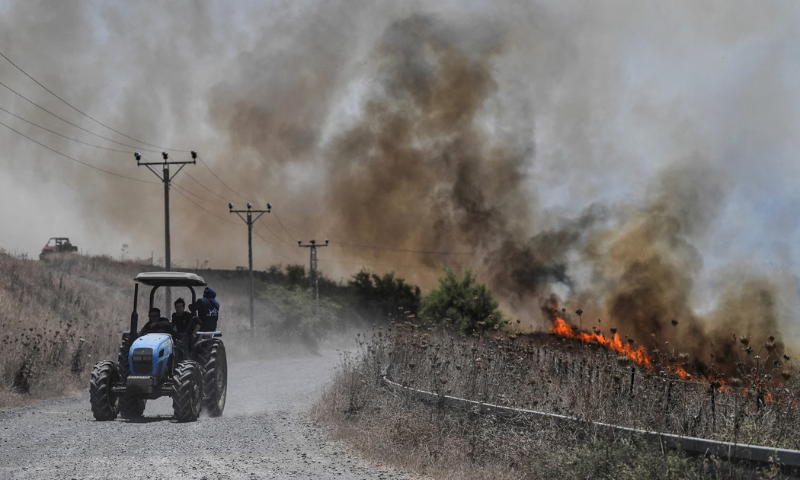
[[1, 2, 800, 363]]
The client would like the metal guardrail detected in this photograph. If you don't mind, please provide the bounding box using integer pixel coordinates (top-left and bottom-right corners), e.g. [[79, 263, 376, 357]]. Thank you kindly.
[[381, 375, 800, 470]]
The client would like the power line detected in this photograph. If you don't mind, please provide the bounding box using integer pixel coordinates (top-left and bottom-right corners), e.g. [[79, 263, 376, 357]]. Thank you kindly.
[[258, 217, 293, 245], [172, 185, 471, 272], [196, 155, 250, 202], [272, 210, 297, 242], [0, 54, 475, 265], [0, 117, 157, 184], [171, 181, 217, 206], [331, 240, 476, 256], [0, 104, 135, 153], [0, 78, 161, 153], [0, 49, 191, 153], [252, 226, 304, 262], [171, 184, 240, 226], [182, 171, 232, 202], [317, 257, 449, 270]]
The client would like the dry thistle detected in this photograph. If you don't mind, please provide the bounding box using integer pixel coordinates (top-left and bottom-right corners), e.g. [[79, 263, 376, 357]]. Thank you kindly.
[[610, 327, 617, 335], [740, 336, 750, 346], [784, 354, 791, 361]]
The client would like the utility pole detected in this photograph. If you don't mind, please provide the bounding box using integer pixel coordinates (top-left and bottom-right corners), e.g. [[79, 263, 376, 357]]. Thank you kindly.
[[229, 202, 271, 331], [136, 150, 196, 313], [298, 239, 329, 303]]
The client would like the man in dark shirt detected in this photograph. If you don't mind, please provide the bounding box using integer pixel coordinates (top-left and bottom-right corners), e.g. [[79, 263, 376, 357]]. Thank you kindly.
[[189, 287, 220, 332], [140, 308, 172, 335], [171, 297, 200, 340]]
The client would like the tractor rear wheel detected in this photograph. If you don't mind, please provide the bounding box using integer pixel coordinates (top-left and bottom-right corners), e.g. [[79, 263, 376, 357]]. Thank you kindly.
[[196, 339, 227, 417], [89, 361, 119, 421], [172, 361, 203, 422]]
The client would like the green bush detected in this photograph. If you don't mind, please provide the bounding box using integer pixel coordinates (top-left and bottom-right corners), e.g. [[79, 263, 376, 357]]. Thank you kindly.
[[349, 269, 421, 321], [259, 283, 340, 347], [421, 268, 503, 332]]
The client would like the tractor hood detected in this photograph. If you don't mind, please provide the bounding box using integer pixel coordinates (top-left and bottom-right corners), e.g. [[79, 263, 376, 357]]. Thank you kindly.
[[129, 334, 173, 377]]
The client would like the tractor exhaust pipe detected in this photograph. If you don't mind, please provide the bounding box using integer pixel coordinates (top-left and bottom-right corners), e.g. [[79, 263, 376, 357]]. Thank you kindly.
[[130, 283, 139, 335]]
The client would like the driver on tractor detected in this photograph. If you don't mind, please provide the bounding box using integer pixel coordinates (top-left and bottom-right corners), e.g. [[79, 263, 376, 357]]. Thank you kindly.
[[139, 307, 172, 335]]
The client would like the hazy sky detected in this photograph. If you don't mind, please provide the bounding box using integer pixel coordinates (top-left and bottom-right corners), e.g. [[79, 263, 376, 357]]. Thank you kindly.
[[1, 1, 799, 330]]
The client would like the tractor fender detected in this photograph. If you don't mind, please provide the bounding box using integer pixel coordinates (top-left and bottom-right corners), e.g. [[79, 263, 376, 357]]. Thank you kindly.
[[192, 331, 222, 349]]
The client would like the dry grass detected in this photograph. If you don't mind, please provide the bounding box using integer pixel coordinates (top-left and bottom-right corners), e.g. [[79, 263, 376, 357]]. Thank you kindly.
[[0, 251, 131, 407], [313, 320, 796, 479], [0, 252, 335, 408]]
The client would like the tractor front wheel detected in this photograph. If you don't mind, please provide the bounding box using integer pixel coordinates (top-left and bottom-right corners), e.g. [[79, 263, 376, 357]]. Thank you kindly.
[[172, 361, 203, 422], [89, 361, 120, 421]]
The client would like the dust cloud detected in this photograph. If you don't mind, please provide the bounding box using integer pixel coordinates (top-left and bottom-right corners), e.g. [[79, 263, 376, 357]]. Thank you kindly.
[[1, 1, 799, 362]]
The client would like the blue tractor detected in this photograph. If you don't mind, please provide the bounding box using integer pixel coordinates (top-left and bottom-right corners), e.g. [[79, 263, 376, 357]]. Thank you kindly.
[[89, 272, 228, 422]]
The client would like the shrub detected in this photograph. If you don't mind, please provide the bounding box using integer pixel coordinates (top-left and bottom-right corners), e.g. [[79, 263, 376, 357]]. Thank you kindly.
[[349, 269, 422, 321], [421, 268, 503, 332], [258, 283, 340, 347]]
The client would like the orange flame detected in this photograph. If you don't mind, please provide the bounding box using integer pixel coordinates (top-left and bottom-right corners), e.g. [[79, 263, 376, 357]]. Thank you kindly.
[[549, 318, 697, 380], [548, 317, 781, 402], [550, 317, 653, 368]]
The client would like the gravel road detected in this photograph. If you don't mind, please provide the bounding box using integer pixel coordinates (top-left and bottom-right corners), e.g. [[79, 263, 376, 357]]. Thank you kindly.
[[0, 352, 409, 480]]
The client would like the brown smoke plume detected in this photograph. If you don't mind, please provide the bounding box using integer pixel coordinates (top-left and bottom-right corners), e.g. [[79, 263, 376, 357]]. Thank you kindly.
[[1, 2, 797, 369]]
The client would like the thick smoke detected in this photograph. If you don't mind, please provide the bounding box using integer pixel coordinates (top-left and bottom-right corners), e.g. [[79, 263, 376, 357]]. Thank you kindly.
[[1, 2, 799, 365]]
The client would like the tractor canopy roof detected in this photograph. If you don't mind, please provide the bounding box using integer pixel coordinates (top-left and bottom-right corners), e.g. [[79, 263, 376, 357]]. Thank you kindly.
[[134, 272, 207, 287]]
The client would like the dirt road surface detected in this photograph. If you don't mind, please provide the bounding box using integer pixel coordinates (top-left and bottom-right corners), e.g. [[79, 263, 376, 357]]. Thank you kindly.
[[0, 352, 408, 480]]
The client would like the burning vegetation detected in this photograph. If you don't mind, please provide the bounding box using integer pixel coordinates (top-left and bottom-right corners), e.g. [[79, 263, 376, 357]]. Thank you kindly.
[[317, 313, 798, 478]]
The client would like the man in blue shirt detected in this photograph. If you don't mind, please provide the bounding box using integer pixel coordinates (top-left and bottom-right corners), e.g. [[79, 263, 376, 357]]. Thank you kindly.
[[189, 287, 220, 332]]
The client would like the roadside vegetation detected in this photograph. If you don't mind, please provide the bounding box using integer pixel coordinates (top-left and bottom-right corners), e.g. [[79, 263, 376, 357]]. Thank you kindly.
[[315, 269, 795, 479], [0, 250, 415, 408]]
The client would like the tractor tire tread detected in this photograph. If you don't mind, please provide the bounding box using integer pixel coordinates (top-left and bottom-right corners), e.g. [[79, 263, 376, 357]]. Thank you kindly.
[[89, 361, 119, 421], [172, 360, 202, 423], [195, 339, 227, 417]]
